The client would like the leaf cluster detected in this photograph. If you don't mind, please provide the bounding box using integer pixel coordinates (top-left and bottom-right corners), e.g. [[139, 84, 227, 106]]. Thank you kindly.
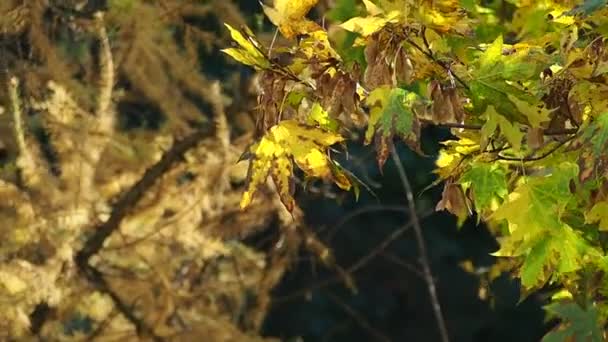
[[225, 0, 608, 339]]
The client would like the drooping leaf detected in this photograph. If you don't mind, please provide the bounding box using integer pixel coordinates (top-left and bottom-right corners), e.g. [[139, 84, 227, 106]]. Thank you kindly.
[[490, 163, 595, 288], [493, 162, 578, 234], [365, 87, 418, 169], [508, 94, 553, 128], [240, 120, 350, 211], [221, 24, 270, 69]]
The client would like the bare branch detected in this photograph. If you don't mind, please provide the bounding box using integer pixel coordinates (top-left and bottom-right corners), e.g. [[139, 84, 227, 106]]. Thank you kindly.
[[390, 146, 449, 342]]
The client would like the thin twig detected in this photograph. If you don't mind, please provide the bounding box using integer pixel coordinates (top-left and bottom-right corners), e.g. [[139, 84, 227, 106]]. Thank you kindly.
[[390, 146, 449, 342], [273, 210, 434, 304], [325, 291, 392, 342], [405, 36, 470, 91], [495, 135, 576, 162]]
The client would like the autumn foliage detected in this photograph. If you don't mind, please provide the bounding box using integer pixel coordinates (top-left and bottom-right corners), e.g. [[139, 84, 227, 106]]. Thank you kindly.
[[225, 0, 608, 340]]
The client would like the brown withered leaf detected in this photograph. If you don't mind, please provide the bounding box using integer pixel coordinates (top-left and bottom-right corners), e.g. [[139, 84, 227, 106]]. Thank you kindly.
[[403, 117, 425, 156], [393, 47, 413, 85], [256, 71, 289, 137], [527, 128, 545, 150], [364, 33, 392, 89], [316, 70, 359, 122], [436, 181, 470, 223], [428, 81, 464, 124], [543, 77, 578, 130]]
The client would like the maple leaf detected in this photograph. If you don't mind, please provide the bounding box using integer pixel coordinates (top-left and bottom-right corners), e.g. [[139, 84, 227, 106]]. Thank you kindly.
[[262, 0, 322, 39], [416, 0, 472, 35], [542, 301, 603, 342], [459, 162, 508, 213], [490, 162, 599, 288], [240, 120, 349, 211], [492, 162, 578, 240], [518, 225, 592, 288], [469, 36, 552, 127], [365, 86, 419, 169], [480, 105, 525, 151]]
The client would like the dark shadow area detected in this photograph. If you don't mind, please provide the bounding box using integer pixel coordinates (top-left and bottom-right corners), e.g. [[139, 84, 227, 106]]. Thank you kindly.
[[262, 127, 547, 341]]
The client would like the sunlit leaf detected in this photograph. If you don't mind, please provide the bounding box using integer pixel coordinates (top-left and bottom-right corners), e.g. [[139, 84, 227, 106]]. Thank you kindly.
[[262, 0, 322, 39], [241, 120, 350, 211], [221, 24, 270, 69]]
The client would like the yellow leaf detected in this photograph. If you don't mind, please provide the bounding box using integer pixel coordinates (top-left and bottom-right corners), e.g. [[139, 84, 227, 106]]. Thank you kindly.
[[507, 94, 553, 128], [221, 24, 270, 69], [586, 202, 608, 231], [363, 0, 383, 15], [240, 120, 347, 211], [340, 11, 400, 36], [262, 0, 321, 39], [364, 86, 392, 144]]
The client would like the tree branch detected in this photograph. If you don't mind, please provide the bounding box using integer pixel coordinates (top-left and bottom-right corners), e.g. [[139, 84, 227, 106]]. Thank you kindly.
[[75, 125, 215, 340], [390, 146, 450, 342], [419, 118, 579, 136], [495, 134, 576, 162]]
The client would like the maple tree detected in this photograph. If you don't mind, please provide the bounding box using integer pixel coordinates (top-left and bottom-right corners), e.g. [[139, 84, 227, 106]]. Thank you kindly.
[[224, 0, 608, 340]]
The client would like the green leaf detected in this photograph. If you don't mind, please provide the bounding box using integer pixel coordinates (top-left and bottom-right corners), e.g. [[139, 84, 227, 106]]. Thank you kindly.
[[478, 35, 503, 75], [543, 302, 603, 342], [379, 88, 415, 138], [460, 162, 508, 212], [582, 112, 608, 157], [520, 234, 552, 287], [480, 105, 525, 151], [491, 163, 579, 262], [307, 102, 340, 132], [365, 87, 419, 169], [508, 94, 553, 128], [518, 224, 591, 288], [365, 87, 418, 169]]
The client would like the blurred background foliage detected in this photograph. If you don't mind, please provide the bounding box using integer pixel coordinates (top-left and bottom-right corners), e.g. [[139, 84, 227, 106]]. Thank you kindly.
[[0, 0, 553, 340]]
